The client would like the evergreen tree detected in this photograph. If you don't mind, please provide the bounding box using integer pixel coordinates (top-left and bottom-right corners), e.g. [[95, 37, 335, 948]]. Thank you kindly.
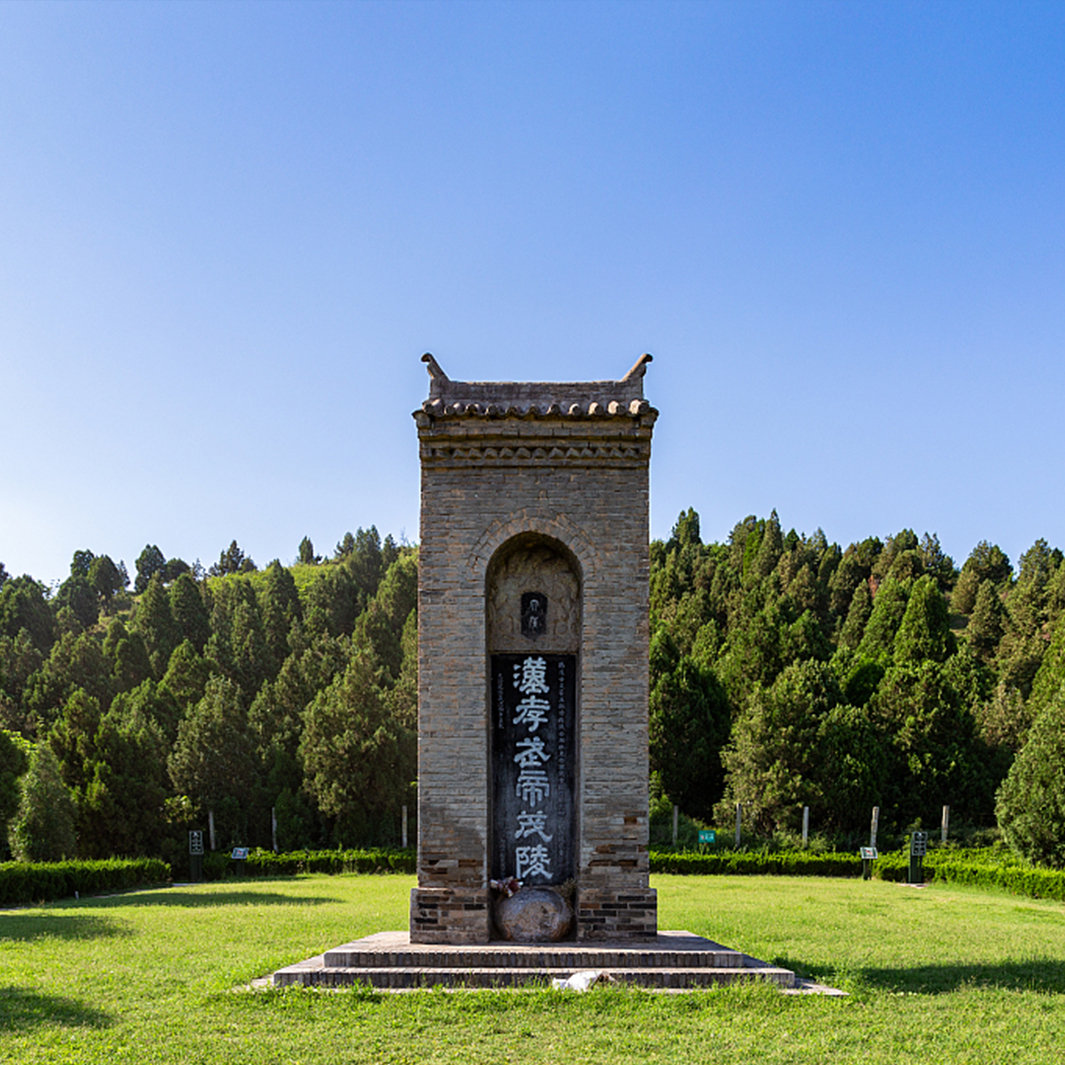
[[334, 532, 356, 558], [817, 702, 888, 830], [0, 576, 55, 652], [103, 618, 153, 693], [968, 579, 1007, 661], [649, 654, 729, 822], [894, 575, 956, 665], [8, 744, 77, 861], [300, 642, 415, 846], [159, 641, 211, 722], [839, 581, 873, 649], [871, 661, 991, 824], [298, 537, 319, 565], [856, 578, 910, 662], [951, 568, 981, 615], [134, 545, 167, 594], [134, 573, 180, 678], [752, 509, 783, 581], [996, 685, 1065, 867], [209, 541, 256, 577], [70, 550, 95, 578], [169, 572, 210, 653], [168, 676, 258, 845], [52, 574, 99, 630], [80, 696, 169, 858], [353, 552, 418, 682], [717, 660, 841, 833], [0, 729, 29, 853], [260, 560, 302, 663], [87, 555, 125, 608]]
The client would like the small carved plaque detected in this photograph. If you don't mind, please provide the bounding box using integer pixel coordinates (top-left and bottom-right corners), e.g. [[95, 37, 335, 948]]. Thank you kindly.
[[521, 592, 548, 638]]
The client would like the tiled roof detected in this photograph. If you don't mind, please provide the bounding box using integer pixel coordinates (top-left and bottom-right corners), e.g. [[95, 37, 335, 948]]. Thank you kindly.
[[416, 352, 656, 420]]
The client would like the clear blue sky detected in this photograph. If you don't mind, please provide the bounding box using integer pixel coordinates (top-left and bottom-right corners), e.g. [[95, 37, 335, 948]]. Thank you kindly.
[[2, 0, 1064, 587]]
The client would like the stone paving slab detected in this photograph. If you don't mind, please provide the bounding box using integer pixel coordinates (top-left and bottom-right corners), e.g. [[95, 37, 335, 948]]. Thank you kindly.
[[271, 930, 798, 991]]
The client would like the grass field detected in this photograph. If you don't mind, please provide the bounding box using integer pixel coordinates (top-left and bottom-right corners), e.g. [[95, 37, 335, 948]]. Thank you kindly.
[[2, 872, 1065, 1063]]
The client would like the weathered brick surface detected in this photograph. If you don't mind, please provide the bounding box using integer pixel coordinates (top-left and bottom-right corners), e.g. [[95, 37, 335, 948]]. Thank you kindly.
[[411, 354, 658, 943]]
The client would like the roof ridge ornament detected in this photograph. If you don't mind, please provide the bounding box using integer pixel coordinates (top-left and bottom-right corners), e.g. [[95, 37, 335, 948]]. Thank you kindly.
[[621, 353, 653, 381], [421, 352, 449, 381]]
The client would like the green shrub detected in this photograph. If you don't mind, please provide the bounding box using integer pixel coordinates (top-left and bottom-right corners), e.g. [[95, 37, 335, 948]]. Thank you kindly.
[[238, 847, 415, 877], [0, 857, 170, 906]]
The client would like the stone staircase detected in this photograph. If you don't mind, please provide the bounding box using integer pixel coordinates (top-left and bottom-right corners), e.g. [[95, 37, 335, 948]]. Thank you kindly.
[[271, 930, 796, 990]]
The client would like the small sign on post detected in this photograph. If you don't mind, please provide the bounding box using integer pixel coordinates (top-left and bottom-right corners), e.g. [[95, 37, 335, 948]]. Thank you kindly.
[[231, 847, 249, 860], [909, 831, 928, 884], [698, 829, 716, 850], [859, 845, 878, 880], [189, 830, 204, 883]]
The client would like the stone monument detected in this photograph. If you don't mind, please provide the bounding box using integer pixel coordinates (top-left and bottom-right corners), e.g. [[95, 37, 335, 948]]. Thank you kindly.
[[409, 352, 659, 943]]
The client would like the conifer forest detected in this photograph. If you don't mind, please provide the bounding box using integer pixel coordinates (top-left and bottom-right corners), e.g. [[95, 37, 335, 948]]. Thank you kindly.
[[3, 512, 1065, 870]]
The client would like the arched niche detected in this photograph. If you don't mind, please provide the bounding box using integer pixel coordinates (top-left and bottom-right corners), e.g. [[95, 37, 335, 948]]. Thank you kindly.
[[486, 533, 581, 655], [486, 534, 580, 892]]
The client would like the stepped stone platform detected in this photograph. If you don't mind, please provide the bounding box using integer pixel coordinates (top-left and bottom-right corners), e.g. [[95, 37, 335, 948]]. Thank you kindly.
[[271, 930, 796, 990]]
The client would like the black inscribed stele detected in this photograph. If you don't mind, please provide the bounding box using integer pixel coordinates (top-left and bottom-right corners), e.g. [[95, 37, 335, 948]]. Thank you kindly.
[[491, 653, 576, 885]]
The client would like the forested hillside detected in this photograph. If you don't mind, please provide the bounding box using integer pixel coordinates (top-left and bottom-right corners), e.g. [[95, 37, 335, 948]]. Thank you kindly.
[[0, 530, 417, 868], [4, 510, 1065, 869], [649, 510, 1065, 854]]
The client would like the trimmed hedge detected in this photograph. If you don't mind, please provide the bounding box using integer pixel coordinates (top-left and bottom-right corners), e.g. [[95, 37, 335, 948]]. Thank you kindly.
[[0, 858, 170, 907], [240, 847, 415, 877], [650, 850, 862, 877], [650, 845, 1065, 904]]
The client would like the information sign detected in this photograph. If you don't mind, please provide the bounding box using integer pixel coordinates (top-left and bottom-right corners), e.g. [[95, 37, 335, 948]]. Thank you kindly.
[[189, 830, 204, 856], [231, 847, 249, 860], [699, 830, 716, 844], [859, 846, 878, 860], [910, 831, 928, 857]]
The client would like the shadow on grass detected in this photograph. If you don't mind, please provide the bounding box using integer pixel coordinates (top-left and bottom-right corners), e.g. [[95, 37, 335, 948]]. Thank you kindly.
[[780, 955, 1065, 994], [0, 986, 112, 1030], [94, 890, 342, 909], [859, 959, 1065, 994], [0, 913, 131, 943]]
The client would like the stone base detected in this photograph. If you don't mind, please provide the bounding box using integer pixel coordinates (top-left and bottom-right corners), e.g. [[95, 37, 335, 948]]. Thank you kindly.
[[271, 929, 798, 990], [410, 887, 491, 944], [576, 887, 657, 940]]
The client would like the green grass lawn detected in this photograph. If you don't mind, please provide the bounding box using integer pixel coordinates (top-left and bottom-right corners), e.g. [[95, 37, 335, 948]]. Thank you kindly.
[[2, 872, 1065, 1063]]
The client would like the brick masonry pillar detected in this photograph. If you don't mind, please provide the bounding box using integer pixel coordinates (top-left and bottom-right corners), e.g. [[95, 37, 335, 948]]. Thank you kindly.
[[411, 353, 658, 943]]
